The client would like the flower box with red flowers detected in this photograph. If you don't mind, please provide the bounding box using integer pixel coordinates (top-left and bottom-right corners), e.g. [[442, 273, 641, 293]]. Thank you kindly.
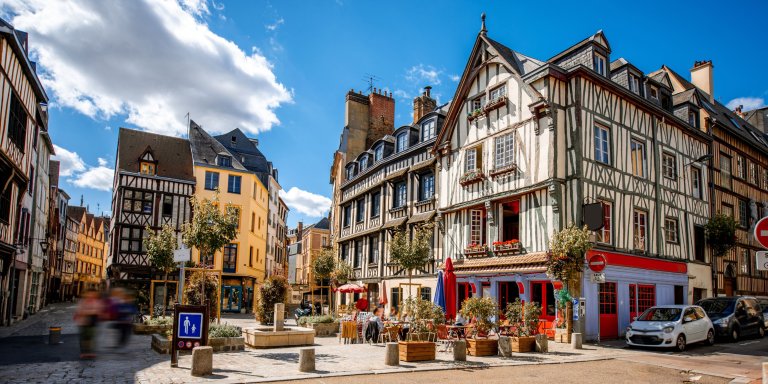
[[492, 240, 521, 255], [463, 243, 488, 257]]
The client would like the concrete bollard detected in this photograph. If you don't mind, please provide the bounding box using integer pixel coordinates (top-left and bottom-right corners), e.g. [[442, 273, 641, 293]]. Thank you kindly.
[[48, 326, 61, 345], [299, 348, 315, 372], [453, 339, 467, 361], [571, 332, 583, 349], [191, 346, 213, 377], [497, 336, 511, 357], [385, 342, 399, 366], [274, 303, 285, 332], [535, 334, 549, 353]]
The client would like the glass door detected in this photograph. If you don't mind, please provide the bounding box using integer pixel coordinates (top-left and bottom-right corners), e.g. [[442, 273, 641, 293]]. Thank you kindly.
[[221, 285, 243, 312]]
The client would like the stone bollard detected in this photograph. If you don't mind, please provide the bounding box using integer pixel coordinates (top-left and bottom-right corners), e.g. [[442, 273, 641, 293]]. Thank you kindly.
[[385, 342, 399, 366], [274, 303, 285, 332], [453, 339, 467, 361], [191, 346, 213, 377], [535, 334, 548, 353], [299, 348, 315, 372], [571, 332, 583, 350], [498, 336, 511, 357], [763, 362, 768, 384]]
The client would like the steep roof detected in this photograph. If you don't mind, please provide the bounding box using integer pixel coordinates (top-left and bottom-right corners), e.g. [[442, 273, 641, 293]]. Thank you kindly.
[[213, 128, 273, 186], [188, 121, 248, 173], [548, 30, 611, 63], [116, 128, 194, 181], [0, 18, 47, 101], [485, 37, 544, 76], [310, 217, 329, 231], [67, 206, 86, 222]]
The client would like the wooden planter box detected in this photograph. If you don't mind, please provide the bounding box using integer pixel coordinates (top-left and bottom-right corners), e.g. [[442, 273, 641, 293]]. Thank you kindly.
[[467, 338, 498, 356], [398, 341, 436, 362], [554, 329, 571, 343], [510, 336, 536, 352]]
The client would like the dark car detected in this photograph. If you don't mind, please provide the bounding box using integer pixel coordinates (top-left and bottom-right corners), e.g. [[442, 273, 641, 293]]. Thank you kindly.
[[757, 298, 768, 329], [696, 296, 765, 342]]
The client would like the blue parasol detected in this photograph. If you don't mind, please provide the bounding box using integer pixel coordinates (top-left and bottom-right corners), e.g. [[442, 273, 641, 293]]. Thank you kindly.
[[434, 270, 446, 311]]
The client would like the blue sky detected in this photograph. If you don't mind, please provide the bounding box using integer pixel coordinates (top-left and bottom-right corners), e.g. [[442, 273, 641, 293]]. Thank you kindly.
[[4, 0, 767, 227]]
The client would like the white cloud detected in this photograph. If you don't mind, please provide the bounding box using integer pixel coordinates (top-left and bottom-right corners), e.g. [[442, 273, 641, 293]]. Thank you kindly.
[[393, 89, 410, 99], [406, 64, 442, 86], [52, 144, 86, 177], [69, 164, 114, 191], [265, 17, 284, 31], [279, 187, 331, 217], [4, 0, 291, 136], [450, 74, 460, 82], [726, 97, 766, 111]]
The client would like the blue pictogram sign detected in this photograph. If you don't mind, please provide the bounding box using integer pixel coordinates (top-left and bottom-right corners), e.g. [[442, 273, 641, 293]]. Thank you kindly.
[[178, 312, 203, 339]]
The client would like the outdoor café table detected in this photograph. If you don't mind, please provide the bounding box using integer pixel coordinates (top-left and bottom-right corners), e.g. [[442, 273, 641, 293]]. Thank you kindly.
[[446, 325, 469, 340]]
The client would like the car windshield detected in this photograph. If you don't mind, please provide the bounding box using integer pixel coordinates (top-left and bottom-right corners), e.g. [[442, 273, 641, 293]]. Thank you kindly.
[[637, 307, 681, 322], [698, 299, 735, 315]]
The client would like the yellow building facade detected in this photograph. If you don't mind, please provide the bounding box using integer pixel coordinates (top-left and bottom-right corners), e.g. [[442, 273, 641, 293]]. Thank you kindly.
[[189, 122, 269, 313], [68, 207, 107, 295]]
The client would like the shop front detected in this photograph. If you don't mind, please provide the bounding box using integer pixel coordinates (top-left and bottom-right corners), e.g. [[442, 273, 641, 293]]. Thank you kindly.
[[582, 250, 688, 341], [221, 276, 256, 313]]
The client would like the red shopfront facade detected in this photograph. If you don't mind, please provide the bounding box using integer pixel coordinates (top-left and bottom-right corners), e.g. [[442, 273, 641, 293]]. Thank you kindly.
[[582, 250, 688, 340]]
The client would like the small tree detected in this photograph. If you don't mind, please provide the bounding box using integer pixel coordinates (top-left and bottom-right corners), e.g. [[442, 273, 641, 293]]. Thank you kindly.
[[389, 223, 434, 299], [403, 297, 445, 340], [547, 224, 594, 288], [256, 275, 288, 324], [145, 224, 178, 317], [312, 247, 336, 315], [705, 214, 737, 258], [184, 268, 219, 320], [460, 296, 498, 339]]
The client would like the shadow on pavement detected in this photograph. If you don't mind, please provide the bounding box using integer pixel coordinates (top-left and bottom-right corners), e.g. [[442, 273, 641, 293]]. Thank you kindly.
[[0, 334, 80, 365]]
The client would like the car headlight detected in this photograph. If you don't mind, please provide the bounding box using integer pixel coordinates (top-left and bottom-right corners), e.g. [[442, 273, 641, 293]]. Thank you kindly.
[[713, 317, 730, 326], [663, 326, 674, 333]]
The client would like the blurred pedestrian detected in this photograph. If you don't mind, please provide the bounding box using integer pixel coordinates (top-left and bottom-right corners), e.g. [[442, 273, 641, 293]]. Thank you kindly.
[[74, 289, 103, 359], [115, 290, 137, 348]]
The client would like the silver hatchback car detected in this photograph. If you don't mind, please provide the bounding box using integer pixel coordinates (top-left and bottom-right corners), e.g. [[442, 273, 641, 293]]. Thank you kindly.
[[625, 305, 715, 352]]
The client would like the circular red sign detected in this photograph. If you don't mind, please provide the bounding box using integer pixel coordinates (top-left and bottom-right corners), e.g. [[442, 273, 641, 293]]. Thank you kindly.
[[756, 217, 768, 250], [588, 254, 607, 272]]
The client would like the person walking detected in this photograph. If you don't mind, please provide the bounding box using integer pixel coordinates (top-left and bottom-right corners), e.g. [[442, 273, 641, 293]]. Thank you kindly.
[[74, 289, 103, 359], [115, 290, 137, 348]]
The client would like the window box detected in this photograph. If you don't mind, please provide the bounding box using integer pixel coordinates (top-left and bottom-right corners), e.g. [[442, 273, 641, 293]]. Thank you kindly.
[[459, 169, 485, 186], [463, 244, 488, 257], [492, 240, 521, 255], [483, 96, 507, 113], [489, 163, 517, 178], [467, 108, 485, 122]]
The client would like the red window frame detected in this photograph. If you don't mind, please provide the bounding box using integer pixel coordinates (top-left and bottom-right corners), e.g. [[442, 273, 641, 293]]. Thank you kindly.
[[530, 281, 556, 321], [629, 284, 655, 319]]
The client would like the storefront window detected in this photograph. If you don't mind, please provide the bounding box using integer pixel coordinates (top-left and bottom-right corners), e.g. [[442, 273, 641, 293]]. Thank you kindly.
[[530, 281, 556, 318], [498, 282, 520, 313]]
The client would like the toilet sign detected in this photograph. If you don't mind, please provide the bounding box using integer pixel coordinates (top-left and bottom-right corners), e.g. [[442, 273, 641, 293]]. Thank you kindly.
[[171, 304, 209, 367], [755, 217, 768, 249]]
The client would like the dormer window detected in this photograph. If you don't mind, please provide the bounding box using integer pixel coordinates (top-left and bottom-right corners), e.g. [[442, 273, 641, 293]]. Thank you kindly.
[[688, 111, 697, 127], [594, 53, 607, 76], [374, 145, 384, 162], [629, 75, 640, 95], [396, 132, 408, 153], [346, 166, 356, 180], [649, 86, 658, 100], [217, 155, 232, 167], [359, 156, 368, 171], [421, 119, 436, 141], [140, 162, 156, 175]]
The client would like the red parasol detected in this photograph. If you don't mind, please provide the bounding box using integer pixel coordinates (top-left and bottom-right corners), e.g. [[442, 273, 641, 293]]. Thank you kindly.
[[379, 281, 388, 306], [335, 283, 367, 293], [444, 257, 457, 320]]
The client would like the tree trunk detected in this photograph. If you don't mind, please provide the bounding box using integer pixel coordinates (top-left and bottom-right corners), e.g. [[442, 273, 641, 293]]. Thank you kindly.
[[162, 272, 168, 318], [408, 270, 413, 300]]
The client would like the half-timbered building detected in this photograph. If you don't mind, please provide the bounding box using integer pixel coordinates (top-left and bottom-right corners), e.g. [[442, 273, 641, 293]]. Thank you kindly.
[[335, 88, 445, 313], [435, 19, 712, 340], [108, 128, 195, 296]]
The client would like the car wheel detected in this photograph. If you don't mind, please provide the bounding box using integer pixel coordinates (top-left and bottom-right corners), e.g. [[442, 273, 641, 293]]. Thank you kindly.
[[706, 329, 715, 346], [675, 334, 686, 352], [731, 327, 740, 343]]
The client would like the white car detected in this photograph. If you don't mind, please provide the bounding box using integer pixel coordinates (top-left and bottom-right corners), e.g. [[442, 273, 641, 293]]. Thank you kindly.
[[625, 305, 715, 352]]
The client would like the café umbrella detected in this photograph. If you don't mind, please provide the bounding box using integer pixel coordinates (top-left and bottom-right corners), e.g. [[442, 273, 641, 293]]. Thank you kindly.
[[444, 257, 457, 320], [434, 270, 446, 312]]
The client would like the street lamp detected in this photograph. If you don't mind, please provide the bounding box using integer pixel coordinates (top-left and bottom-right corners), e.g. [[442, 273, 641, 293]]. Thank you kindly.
[[39, 240, 49, 256]]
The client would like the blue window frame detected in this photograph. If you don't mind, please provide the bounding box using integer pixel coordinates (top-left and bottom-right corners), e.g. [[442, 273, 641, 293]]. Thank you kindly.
[[419, 173, 434, 201], [594, 124, 611, 165], [205, 171, 219, 191], [374, 145, 384, 161], [228, 175, 242, 194], [217, 155, 232, 167]]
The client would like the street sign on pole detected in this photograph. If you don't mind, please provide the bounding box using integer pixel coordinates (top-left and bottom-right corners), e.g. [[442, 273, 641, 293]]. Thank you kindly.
[[173, 247, 191, 263], [588, 254, 607, 272], [757, 251, 768, 271], [754, 217, 768, 250], [171, 304, 209, 368]]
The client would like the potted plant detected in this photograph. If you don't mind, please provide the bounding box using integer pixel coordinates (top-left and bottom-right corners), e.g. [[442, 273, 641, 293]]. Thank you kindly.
[[398, 297, 444, 361], [460, 296, 499, 356], [504, 298, 541, 352]]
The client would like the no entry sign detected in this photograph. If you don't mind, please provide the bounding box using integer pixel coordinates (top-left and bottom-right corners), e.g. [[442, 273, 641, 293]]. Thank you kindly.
[[756, 217, 768, 250], [588, 254, 607, 272]]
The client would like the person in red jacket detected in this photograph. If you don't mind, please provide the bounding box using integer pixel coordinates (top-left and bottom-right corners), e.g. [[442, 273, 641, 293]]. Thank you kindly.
[[355, 294, 369, 313]]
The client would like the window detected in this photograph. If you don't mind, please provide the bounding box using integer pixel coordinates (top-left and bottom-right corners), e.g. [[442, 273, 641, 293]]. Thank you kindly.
[[162, 195, 173, 217], [8, 91, 27, 152], [374, 145, 384, 162], [370, 192, 380, 218], [494, 133, 515, 169], [489, 84, 506, 102], [140, 162, 155, 175], [393, 181, 406, 208], [471, 97, 483, 112], [227, 206, 241, 229], [629, 74, 640, 94], [630, 139, 646, 177], [359, 156, 368, 171], [421, 119, 436, 141], [465, 145, 482, 172], [741, 249, 751, 275], [355, 199, 365, 222], [662, 152, 677, 180], [649, 86, 658, 100], [346, 166, 355, 180], [217, 155, 232, 167], [250, 212, 255, 232], [223, 243, 237, 273], [722, 203, 734, 218], [28, 166, 34, 195], [419, 172, 434, 201], [204, 171, 219, 190], [633, 209, 647, 251], [119, 227, 146, 253], [122, 189, 153, 214], [691, 167, 702, 199], [227, 175, 241, 194], [664, 217, 679, 244], [396, 132, 408, 152], [593, 53, 606, 76], [420, 287, 432, 302], [688, 110, 697, 127], [739, 199, 749, 228], [368, 235, 378, 264], [469, 209, 484, 245], [736, 156, 746, 179], [764, 169, 768, 190], [343, 205, 351, 227], [390, 287, 402, 311], [750, 163, 758, 185], [0, 187, 10, 224], [594, 124, 611, 164], [720, 154, 732, 189], [596, 201, 612, 244], [354, 240, 362, 268], [340, 243, 348, 261]]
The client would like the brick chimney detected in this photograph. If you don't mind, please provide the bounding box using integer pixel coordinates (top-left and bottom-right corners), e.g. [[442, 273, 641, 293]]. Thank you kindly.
[[413, 86, 437, 124], [367, 88, 395, 148], [691, 60, 714, 103]]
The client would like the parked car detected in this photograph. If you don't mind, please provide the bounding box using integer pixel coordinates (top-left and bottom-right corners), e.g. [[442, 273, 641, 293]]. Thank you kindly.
[[755, 297, 768, 329], [696, 296, 765, 342], [625, 305, 714, 352]]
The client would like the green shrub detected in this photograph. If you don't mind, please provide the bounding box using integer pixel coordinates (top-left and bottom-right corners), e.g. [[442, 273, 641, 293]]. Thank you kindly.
[[146, 316, 173, 327], [255, 275, 288, 325], [209, 323, 242, 338], [298, 314, 336, 326]]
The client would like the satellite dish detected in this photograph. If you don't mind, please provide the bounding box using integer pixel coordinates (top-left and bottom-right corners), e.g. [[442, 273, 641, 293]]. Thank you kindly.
[[582, 203, 604, 231]]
